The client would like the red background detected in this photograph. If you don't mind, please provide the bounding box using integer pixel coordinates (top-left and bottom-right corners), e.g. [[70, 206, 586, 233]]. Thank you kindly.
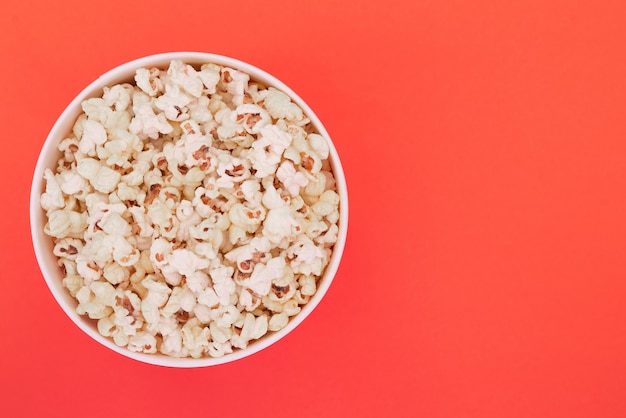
[[2, 0, 626, 417]]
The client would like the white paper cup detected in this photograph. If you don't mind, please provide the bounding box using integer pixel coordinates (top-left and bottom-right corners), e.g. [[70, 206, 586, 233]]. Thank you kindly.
[[30, 52, 348, 367]]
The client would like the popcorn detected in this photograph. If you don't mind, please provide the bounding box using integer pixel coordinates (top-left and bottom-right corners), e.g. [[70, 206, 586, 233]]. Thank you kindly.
[[219, 67, 250, 106], [43, 209, 72, 238], [181, 318, 211, 358], [248, 125, 292, 178], [262, 87, 304, 121], [129, 92, 173, 139], [199, 63, 221, 94], [235, 104, 271, 134], [167, 60, 205, 98], [90, 165, 122, 194], [228, 203, 265, 233], [262, 206, 300, 244], [41, 59, 341, 358], [276, 161, 309, 196], [212, 304, 241, 328], [244, 257, 287, 296], [40, 169, 65, 212], [103, 262, 129, 285], [58, 171, 88, 196], [169, 249, 210, 277], [209, 265, 236, 306], [78, 119, 108, 156], [215, 153, 250, 188], [103, 84, 133, 111], [231, 313, 268, 349], [128, 332, 158, 354], [155, 84, 194, 122]]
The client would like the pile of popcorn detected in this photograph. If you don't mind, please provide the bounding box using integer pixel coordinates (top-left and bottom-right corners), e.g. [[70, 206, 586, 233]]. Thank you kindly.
[[40, 60, 340, 358]]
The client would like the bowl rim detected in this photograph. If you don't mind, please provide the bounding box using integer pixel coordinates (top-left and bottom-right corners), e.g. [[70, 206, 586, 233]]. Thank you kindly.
[[29, 51, 348, 368]]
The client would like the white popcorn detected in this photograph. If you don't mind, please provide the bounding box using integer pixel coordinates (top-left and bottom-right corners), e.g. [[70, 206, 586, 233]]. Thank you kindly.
[[41, 59, 341, 358], [238, 288, 261, 312], [215, 154, 250, 188], [212, 304, 241, 328], [269, 312, 289, 331], [308, 133, 330, 160], [146, 314, 178, 338], [129, 92, 173, 139], [91, 165, 121, 194], [112, 328, 130, 347], [209, 265, 236, 305], [142, 277, 171, 306], [169, 61, 205, 97], [103, 84, 133, 111], [52, 238, 83, 260], [90, 281, 117, 306], [76, 253, 102, 283], [243, 257, 286, 296], [155, 83, 194, 122], [228, 203, 265, 233], [287, 235, 326, 275], [302, 171, 328, 202], [149, 237, 173, 269], [262, 87, 304, 121], [231, 313, 268, 349], [76, 157, 100, 181], [128, 331, 158, 354], [40, 169, 65, 212], [161, 287, 186, 318], [181, 319, 210, 358], [262, 206, 300, 244], [186, 270, 210, 293], [121, 160, 150, 187], [44, 209, 72, 238], [103, 262, 129, 285], [189, 218, 226, 251], [224, 236, 270, 266], [283, 299, 301, 317], [81, 98, 113, 125], [193, 303, 213, 323], [276, 161, 308, 196], [209, 322, 232, 344], [240, 179, 262, 204], [198, 63, 221, 93], [220, 67, 250, 106], [207, 341, 232, 358], [188, 95, 213, 125], [58, 171, 88, 196], [299, 275, 317, 296], [214, 108, 244, 140], [248, 125, 292, 178], [75, 282, 114, 319], [99, 212, 131, 236], [261, 125, 292, 154], [134, 67, 163, 97], [316, 223, 339, 245], [168, 249, 210, 277], [97, 315, 116, 337], [161, 328, 185, 357], [311, 190, 340, 217], [235, 104, 271, 134], [260, 180, 287, 210], [78, 119, 108, 156], [197, 287, 220, 309]]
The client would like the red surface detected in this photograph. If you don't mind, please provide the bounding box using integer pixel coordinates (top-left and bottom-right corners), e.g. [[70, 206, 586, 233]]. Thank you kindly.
[[2, 0, 626, 417]]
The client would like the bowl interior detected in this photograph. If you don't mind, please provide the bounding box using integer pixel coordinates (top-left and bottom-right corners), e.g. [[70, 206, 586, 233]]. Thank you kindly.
[[30, 52, 348, 367]]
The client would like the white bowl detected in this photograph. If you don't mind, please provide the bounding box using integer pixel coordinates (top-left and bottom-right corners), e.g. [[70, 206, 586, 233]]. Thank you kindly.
[[30, 52, 348, 367]]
